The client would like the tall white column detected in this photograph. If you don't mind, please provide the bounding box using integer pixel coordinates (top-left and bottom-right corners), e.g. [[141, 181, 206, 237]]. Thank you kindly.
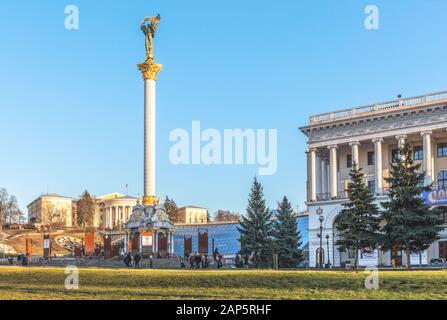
[[349, 141, 360, 169], [107, 207, 112, 228], [421, 131, 433, 184], [372, 138, 384, 194], [316, 154, 322, 195], [321, 157, 328, 196], [153, 232, 158, 256], [144, 79, 156, 200], [114, 206, 118, 228], [124, 233, 128, 254], [104, 208, 107, 229], [309, 148, 317, 202], [328, 145, 338, 199]]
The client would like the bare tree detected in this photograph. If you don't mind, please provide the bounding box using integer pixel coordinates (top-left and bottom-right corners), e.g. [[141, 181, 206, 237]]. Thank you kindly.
[[42, 202, 67, 233], [0, 188, 9, 230], [214, 210, 241, 222], [6, 195, 23, 224]]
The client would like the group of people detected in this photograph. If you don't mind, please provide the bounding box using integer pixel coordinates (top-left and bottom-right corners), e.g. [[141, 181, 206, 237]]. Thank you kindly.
[[123, 251, 142, 268], [184, 248, 224, 269], [235, 252, 251, 269], [186, 252, 210, 269]]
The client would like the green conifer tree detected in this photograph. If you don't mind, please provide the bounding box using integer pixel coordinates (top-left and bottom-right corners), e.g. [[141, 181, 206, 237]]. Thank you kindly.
[[381, 140, 443, 270], [274, 196, 304, 268], [238, 178, 274, 268], [336, 163, 381, 269]]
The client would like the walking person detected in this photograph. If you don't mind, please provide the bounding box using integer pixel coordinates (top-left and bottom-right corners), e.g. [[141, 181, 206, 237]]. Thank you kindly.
[[134, 251, 141, 269], [189, 253, 195, 269]]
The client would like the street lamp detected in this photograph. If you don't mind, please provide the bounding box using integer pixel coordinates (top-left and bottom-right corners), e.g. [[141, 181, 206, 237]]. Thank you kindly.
[[325, 234, 331, 268], [317, 209, 324, 269]]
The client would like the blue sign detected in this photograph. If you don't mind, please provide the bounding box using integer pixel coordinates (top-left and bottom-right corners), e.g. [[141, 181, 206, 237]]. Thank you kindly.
[[422, 189, 447, 205]]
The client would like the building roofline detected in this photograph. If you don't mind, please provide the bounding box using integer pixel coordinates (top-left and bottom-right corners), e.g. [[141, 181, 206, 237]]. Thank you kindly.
[[300, 89, 447, 130]]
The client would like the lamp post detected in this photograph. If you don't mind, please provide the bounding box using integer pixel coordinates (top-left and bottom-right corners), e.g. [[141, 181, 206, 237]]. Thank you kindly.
[[326, 234, 331, 268], [316, 207, 324, 269]]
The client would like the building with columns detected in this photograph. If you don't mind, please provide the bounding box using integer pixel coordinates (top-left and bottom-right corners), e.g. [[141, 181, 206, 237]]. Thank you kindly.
[[96, 193, 137, 230], [300, 90, 447, 267]]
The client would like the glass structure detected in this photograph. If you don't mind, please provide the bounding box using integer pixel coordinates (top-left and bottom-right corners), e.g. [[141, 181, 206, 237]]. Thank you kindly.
[[173, 214, 310, 258]]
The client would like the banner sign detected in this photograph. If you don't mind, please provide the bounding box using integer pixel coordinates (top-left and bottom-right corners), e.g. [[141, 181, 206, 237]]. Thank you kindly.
[[358, 248, 379, 267], [422, 188, 447, 205], [84, 232, 95, 256], [43, 234, 51, 260], [142, 236, 153, 246]]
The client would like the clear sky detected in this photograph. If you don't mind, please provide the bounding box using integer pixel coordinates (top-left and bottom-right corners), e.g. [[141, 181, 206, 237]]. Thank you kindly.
[[1, 0, 446, 216]]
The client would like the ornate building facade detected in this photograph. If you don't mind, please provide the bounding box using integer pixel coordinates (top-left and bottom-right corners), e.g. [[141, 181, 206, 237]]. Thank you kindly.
[[300, 90, 447, 267]]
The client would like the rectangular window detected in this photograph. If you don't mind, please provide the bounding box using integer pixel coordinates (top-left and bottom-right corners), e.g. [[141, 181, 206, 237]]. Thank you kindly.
[[438, 143, 447, 158], [367, 151, 375, 166], [392, 148, 401, 163], [413, 146, 423, 161], [347, 154, 352, 168], [367, 180, 375, 194]]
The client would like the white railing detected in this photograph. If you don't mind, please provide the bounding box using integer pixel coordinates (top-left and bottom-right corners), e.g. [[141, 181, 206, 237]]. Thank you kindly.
[[310, 90, 447, 125]]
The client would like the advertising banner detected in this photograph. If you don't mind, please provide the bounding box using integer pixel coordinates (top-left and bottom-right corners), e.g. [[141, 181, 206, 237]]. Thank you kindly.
[[422, 188, 447, 205]]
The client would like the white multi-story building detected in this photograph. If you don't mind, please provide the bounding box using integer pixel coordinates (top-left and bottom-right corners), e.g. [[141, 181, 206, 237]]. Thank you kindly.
[[300, 90, 447, 267]]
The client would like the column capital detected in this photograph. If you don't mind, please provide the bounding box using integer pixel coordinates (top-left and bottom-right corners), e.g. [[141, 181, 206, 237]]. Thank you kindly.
[[137, 59, 163, 81], [420, 130, 433, 137], [327, 144, 338, 150], [308, 147, 317, 153], [372, 138, 384, 144], [349, 141, 361, 147], [396, 134, 407, 140]]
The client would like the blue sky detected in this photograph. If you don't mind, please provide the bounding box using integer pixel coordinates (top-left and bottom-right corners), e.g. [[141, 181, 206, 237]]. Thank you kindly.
[[1, 0, 447, 216]]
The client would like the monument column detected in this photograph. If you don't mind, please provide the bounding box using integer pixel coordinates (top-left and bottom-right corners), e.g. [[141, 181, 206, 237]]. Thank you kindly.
[[138, 15, 163, 207]]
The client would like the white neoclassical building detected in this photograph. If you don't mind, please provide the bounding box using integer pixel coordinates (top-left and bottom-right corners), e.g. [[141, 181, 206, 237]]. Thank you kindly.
[[96, 193, 137, 230], [300, 90, 447, 267]]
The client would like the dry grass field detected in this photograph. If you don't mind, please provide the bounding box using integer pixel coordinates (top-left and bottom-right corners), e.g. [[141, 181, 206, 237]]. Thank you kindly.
[[0, 267, 446, 300]]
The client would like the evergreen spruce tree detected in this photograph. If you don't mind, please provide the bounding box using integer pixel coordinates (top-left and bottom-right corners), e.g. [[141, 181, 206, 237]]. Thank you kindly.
[[274, 196, 303, 268], [163, 196, 179, 223], [238, 178, 274, 268], [336, 163, 381, 269], [76, 190, 95, 228], [381, 140, 443, 270]]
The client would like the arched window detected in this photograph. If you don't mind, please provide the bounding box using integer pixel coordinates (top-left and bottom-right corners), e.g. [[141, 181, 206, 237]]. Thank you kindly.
[[438, 170, 447, 189]]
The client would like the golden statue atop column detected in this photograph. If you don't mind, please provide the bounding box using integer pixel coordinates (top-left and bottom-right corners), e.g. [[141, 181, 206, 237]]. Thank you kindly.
[[138, 14, 163, 81]]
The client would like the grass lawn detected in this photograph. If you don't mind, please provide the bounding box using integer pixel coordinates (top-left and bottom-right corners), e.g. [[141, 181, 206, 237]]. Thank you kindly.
[[0, 266, 446, 300]]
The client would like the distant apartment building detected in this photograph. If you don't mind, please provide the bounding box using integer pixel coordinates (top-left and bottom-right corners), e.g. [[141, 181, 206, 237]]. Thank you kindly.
[[27, 194, 74, 227], [178, 206, 208, 224]]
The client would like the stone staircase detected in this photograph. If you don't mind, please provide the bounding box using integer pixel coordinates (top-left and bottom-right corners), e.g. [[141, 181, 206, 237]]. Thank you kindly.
[[12, 257, 185, 269]]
